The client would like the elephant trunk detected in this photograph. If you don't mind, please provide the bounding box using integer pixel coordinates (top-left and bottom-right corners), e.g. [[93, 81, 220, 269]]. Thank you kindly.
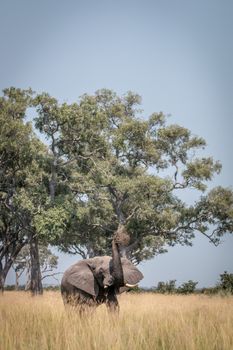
[[111, 239, 124, 288]]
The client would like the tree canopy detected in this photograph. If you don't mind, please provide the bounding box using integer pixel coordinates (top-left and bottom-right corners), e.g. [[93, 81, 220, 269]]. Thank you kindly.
[[32, 88, 233, 263]]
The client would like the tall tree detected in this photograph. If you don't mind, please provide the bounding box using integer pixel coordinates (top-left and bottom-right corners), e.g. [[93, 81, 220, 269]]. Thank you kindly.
[[0, 87, 50, 293], [33, 89, 233, 263], [0, 87, 34, 291]]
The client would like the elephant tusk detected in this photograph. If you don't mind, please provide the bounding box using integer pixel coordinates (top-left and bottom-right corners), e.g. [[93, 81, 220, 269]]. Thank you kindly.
[[125, 283, 138, 288], [104, 285, 108, 289]]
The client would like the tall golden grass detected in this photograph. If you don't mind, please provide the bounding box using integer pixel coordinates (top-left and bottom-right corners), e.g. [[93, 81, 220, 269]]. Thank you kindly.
[[1, 291, 233, 350]]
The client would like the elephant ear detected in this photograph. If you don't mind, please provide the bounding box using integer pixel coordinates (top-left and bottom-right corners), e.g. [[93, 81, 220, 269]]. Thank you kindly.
[[65, 260, 99, 297], [121, 258, 144, 286]]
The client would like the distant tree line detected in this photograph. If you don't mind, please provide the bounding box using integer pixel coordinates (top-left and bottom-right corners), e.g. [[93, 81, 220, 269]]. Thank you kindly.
[[1, 87, 233, 294], [128, 271, 233, 295]]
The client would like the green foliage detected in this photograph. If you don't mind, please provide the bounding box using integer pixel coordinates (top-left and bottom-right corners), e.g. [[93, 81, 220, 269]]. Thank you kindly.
[[34, 205, 71, 240], [153, 272, 233, 295], [218, 271, 233, 294], [31, 88, 233, 263], [155, 280, 197, 294], [156, 280, 177, 294], [201, 287, 221, 295], [178, 280, 198, 294], [182, 158, 222, 191]]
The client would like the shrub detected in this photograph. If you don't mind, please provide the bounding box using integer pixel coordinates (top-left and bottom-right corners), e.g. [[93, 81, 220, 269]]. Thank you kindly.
[[178, 280, 198, 294], [218, 271, 233, 294], [156, 280, 177, 294]]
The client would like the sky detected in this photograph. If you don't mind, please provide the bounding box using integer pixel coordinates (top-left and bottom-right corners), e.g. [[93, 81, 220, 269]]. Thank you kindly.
[[1, 0, 233, 288]]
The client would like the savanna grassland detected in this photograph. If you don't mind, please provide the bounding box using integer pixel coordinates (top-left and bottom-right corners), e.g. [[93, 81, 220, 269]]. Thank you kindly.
[[1, 292, 233, 350]]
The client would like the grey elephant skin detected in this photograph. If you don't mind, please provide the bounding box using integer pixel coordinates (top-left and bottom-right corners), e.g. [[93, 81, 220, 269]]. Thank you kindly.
[[61, 255, 143, 312]]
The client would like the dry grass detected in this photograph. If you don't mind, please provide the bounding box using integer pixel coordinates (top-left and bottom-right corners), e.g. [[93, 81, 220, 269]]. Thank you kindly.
[[1, 291, 233, 350]]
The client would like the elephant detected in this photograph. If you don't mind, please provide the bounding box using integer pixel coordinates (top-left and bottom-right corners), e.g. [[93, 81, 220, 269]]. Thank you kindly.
[[61, 236, 143, 313]]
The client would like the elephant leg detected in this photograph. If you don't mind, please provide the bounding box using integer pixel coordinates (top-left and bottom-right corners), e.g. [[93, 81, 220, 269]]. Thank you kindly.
[[79, 294, 97, 316], [62, 290, 97, 316], [106, 288, 119, 313], [79, 303, 97, 317]]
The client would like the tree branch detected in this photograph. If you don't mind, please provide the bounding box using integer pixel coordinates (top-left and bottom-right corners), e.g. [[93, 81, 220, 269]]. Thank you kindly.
[[41, 272, 63, 280]]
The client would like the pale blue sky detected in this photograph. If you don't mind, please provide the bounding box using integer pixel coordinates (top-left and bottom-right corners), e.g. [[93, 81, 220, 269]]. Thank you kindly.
[[2, 0, 233, 287]]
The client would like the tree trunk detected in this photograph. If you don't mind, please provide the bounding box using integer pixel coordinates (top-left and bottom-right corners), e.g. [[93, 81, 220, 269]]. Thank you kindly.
[[15, 271, 19, 291], [25, 264, 31, 291], [0, 260, 13, 294], [29, 236, 43, 295], [0, 268, 6, 294], [49, 137, 57, 203]]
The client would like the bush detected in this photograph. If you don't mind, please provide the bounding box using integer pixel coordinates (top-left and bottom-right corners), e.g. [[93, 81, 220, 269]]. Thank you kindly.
[[201, 287, 220, 295], [177, 280, 198, 294], [43, 285, 61, 291], [5, 285, 27, 291], [156, 280, 177, 294], [218, 271, 233, 294]]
